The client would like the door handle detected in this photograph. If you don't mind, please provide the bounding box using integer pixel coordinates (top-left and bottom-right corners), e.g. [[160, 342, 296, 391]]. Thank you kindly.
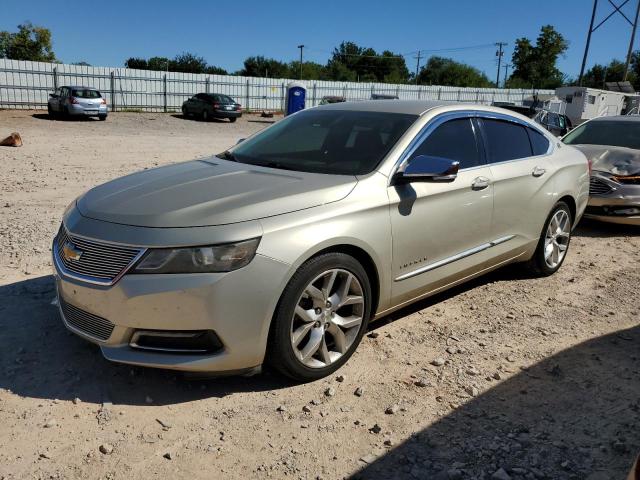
[[471, 176, 490, 190], [532, 166, 546, 177]]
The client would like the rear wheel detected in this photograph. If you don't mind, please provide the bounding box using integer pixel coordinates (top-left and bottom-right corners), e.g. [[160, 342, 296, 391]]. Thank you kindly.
[[98, 115, 107, 121], [47, 105, 56, 119], [202, 109, 209, 122], [229, 117, 237, 123], [524, 201, 572, 276], [181, 106, 188, 117], [268, 253, 372, 382]]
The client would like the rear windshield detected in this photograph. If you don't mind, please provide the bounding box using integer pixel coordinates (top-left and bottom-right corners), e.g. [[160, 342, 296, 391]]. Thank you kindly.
[[225, 109, 417, 175], [214, 94, 235, 104], [71, 89, 101, 99], [563, 120, 640, 150]]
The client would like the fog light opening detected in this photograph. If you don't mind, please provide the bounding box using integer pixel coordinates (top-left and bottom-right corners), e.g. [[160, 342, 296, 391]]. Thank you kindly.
[[130, 330, 223, 354]]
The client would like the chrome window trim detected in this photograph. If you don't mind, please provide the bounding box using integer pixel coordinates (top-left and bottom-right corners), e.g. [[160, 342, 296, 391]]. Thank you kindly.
[[394, 235, 515, 282], [389, 109, 554, 184], [53, 225, 147, 287]]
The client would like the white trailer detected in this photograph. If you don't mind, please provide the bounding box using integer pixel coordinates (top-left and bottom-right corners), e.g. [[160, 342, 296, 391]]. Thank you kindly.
[[555, 86, 635, 125]]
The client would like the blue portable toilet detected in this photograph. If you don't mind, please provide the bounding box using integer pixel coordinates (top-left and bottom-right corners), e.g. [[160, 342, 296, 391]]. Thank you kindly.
[[285, 82, 306, 116]]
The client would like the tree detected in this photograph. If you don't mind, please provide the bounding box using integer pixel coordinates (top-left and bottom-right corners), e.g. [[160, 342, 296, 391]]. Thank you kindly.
[[205, 65, 228, 75], [581, 59, 635, 89], [124, 54, 226, 74], [508, 25, 568, 89], [238, 56, 289, 78], [0, 22, 56, 62], [170, 52, 207, 73], [416, 56, 492, 87], [72, 61, 91, 66], [288, 61, 329, 80], [327, 41, 410, 83], [125, 57, 148, 69], [147, 56, 170, 71]]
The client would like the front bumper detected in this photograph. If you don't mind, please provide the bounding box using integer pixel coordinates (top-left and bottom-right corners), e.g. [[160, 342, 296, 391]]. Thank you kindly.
[[54, 250, 290, 373], [586, 177, 640, 225]]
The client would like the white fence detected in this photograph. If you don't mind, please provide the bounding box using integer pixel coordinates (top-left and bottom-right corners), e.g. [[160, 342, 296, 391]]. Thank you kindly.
[[0, 59, 552, 112]]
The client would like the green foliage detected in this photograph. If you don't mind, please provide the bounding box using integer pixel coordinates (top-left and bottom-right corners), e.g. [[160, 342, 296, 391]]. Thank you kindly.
[[0, 22, 56, 62], [238, 56, 290, 78], [124, 53, 226, 74], [581, 57, 638, 90], [72, 61, 91, 66], [508, 25, 567, 89], [326, 41, 410, 83], [416, 56, 493, 87]]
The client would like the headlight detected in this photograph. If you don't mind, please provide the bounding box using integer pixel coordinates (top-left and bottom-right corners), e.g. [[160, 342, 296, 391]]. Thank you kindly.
[[133, 238, 260, 274]]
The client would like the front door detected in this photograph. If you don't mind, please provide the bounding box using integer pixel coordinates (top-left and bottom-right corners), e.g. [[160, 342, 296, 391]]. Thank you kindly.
[[388, 116, 494, 306]]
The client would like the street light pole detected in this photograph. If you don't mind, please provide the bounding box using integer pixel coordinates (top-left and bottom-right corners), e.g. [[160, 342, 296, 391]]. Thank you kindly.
[[297, 44, 305, 80], [495, 42, 507, 88]]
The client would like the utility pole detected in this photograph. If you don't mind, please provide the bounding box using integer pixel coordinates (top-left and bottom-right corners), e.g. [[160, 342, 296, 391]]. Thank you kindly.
[[414, 50, 422, 85], [579, 0, 599, 85], [297, 44, 305, 80], [503, 64, 511, 87], [624, 0, 640, 81], [495, 42, 507, 88]]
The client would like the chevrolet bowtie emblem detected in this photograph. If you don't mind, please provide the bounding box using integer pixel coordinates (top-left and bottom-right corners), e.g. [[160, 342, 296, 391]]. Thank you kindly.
[[62, 241, 83, 261]]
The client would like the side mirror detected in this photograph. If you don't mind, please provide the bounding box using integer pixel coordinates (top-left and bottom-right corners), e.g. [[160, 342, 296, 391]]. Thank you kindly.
[[49, 93, 58, 98], [394, 155, 459, 184], [236, 138, 245, 144]]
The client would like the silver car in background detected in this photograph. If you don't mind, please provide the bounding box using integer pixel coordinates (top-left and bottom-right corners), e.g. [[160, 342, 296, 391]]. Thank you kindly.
[[53, 101, 589, 382], [563, 116, 640, 225], [48, 85, 108, 120]]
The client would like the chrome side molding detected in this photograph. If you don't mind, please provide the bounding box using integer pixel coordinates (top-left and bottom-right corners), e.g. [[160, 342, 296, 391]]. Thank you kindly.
[[394, 235, 515, 282]]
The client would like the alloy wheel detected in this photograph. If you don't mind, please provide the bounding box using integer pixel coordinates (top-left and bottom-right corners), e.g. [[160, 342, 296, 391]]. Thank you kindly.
[[290, 269, 364, 368], [544, 209, 570, 269]]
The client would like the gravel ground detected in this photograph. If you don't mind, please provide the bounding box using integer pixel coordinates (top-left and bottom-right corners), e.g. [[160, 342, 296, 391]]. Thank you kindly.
[[0, 110, 639, 480]]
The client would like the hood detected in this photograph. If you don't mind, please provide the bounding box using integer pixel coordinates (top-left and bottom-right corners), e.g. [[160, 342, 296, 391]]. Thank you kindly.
[[77, 158, 357, 227], [572, 144, 640, 176]]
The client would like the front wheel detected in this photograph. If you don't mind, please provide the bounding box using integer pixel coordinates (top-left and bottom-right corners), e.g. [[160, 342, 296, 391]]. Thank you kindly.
[[524, 201, 572, 276], [267, 253, 372, 382]]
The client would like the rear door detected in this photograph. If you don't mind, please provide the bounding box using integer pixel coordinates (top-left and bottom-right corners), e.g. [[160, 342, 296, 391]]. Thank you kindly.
[[478, 115, 556, 250]]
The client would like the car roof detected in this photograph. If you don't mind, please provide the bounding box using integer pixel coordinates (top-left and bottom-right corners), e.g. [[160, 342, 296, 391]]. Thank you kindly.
[[587, 115, 640, 123], [313, 100, 544, 121], [60, 85, 100, 90]]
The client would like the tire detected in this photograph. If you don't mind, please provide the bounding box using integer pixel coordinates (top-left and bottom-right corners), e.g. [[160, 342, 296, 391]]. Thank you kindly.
[[181, 106, 188, 117], [98, 115, 107, 121], [229, 117, 237, 123], [47, 105, 56, 119], [267, 252, 372, 382], [202, 109, 209, 122], [524, 201, 573, 276]]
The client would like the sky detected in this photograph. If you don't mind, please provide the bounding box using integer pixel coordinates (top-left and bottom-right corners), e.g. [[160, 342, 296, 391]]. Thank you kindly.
[[2, 0, 637, 82]]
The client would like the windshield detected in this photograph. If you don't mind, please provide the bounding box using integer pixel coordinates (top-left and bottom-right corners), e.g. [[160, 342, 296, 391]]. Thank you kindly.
[[215, 94, 235, 104], [223, 109, 417, 175], [71, 89, 101, 98], [563, 120, 640, 150]]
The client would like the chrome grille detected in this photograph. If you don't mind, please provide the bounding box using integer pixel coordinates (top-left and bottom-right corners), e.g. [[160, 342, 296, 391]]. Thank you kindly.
[[589, 177, 613, 195], [55, 225, 143, 285], [59, 298, 115, 341]]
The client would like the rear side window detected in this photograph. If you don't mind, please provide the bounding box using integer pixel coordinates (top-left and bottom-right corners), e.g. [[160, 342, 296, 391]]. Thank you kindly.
[[528, 128, 550, 155], [481, 119, 532, 163], [410, 118, 481, 169]]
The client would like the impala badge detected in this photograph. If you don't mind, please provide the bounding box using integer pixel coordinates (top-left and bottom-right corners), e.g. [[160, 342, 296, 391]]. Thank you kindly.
[[62, 241, 83, 262]]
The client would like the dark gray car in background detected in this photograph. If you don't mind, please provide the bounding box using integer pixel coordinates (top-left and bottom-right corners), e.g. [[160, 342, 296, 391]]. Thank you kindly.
[[182, 93, 242, 122]]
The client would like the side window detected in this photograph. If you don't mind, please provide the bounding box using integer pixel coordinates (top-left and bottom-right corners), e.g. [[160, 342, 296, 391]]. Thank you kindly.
[[409, 118, 481, 169], [481, 118, 533, 163], [528, 128, 550, 156]]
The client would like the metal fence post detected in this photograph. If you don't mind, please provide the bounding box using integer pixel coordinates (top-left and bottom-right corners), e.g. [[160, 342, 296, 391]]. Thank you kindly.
[[53, 66, 58, 90], [163, 74, 167, 113], [110, 71, 116, 112], [417, 86, 422, 100], [437, 88, 442, 100], [281, 82, 285, 113], [245, 79, 250, 112], [205, 77, 210, 94], [396, 86, 400, 98], [313, 83, 317, 107], [343, 84, 348, 100]]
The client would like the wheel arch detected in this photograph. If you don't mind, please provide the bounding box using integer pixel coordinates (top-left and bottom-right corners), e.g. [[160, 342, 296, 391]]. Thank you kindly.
[[557, 194, 576, 225]]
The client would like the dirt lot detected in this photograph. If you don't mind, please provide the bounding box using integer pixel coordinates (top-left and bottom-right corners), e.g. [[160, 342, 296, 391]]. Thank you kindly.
[[0, 110, 639, 480]]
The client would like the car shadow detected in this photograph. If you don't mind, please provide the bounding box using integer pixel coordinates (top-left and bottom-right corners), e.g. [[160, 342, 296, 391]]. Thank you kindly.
[[170, 113, 229, 123], [352, 325, 640, 479], [31, 113, 98, 122], [574, 218, 640, 238], [0, 258, 537, 408]]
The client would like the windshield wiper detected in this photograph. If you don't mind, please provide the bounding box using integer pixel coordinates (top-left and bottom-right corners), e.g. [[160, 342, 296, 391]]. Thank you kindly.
[[216, 150, 237, 162]]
